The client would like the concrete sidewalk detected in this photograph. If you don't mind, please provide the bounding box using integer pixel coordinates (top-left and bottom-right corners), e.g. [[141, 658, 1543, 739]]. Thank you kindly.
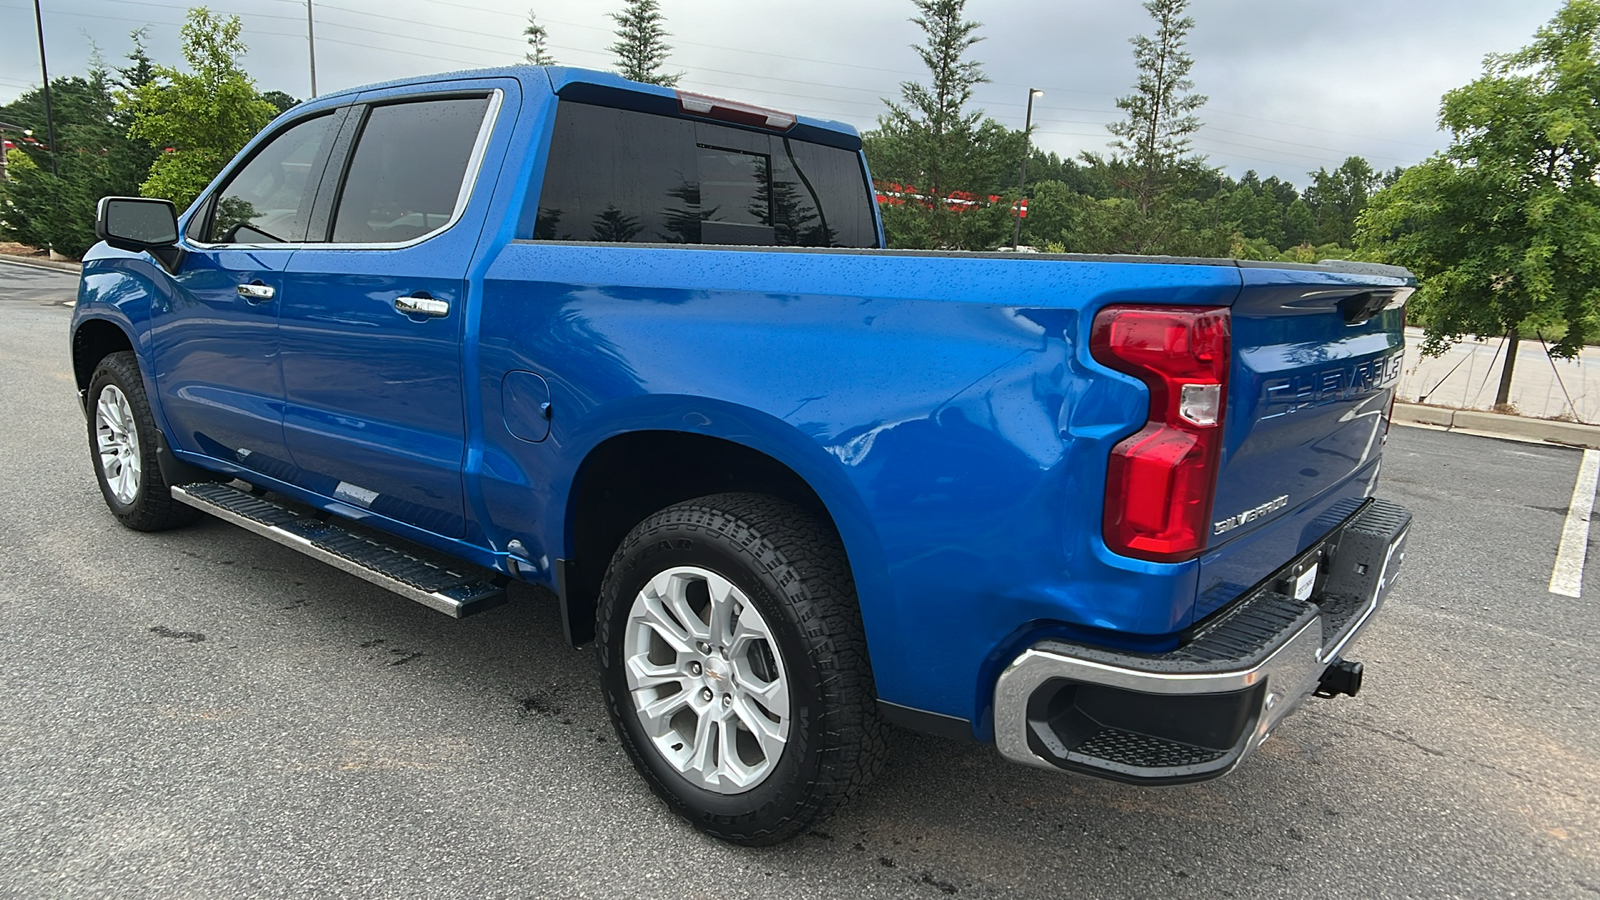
[[1397, 326, 1600, 424], [1393, 402, 1600, 449], [0, 252, 81, 274]]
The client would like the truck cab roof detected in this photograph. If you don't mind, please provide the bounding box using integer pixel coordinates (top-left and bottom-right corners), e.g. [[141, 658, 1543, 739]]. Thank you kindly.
[[297, 65, 864, 150]]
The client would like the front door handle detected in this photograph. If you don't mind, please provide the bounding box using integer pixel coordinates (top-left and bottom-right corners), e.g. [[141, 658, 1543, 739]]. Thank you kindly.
[[395, 293, 450, 318], [237, 281, 275, 303]]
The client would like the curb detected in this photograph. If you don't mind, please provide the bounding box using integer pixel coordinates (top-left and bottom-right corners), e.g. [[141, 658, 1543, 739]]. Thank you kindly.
[[1394, 402, 1600, 449], [0, 254, 82, 274]]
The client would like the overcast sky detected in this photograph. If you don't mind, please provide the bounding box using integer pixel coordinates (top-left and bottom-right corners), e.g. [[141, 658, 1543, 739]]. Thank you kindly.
[[0, 0, 1567, 187]]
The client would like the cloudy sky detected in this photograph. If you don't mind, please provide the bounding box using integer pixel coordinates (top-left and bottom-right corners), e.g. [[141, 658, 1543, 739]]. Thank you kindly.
[[0, 0, 1566, 187]]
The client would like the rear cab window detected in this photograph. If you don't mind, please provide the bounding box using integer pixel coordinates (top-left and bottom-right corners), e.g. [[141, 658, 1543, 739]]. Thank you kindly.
[[330, 96, 493, 245], [529, 101, 877, 248]]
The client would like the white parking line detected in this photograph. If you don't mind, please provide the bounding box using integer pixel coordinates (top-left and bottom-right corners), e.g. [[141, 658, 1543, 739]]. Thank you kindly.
[[1549, 449, 1600, 598]]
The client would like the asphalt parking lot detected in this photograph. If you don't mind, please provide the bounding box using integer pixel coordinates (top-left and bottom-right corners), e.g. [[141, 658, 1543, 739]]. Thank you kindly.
[[1, 258, 1596, 898]]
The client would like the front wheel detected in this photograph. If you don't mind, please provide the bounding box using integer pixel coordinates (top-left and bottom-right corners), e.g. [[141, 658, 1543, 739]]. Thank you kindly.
[[596, 493, 887, 845], [86, 351, 197, 532]]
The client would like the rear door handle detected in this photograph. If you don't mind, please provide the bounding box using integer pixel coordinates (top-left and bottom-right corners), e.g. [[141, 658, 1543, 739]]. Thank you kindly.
[[395, 293, 450, 318], [237, 282, 275, 303]]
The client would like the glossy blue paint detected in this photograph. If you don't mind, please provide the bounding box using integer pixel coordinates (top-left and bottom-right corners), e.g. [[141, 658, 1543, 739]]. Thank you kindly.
[[71, 66, 1415, 739], [501, 371, 553, 442], [474, 242, 1241, 720], [1197, 268, 1409, 618], [148, 246, 297, 479]]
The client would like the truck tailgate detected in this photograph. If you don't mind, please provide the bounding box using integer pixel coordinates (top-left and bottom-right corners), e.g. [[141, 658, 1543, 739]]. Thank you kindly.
[[1196, 264, 1410, 620]]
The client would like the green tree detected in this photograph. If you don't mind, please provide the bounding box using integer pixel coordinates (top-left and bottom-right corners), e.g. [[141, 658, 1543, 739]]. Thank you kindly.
[[1060, 0, 1224, 257], [610, 0, 680, 86], [1107, 0, 1207, 212], [525, 11, 556, 66], [1360, 0, 1600, 407], [1018, 179, 1076, 246], [1282, 197, 1316, 247], [1217, 179, 1288, 247], [0, 150, 55, 250], [125, 8, 278, 210], [0, 33, 161, 257], [261, 90, 300, 116], [863, 0, 1022, 249], [1305, 156, 1379, 247], [1023, 149, 1116, 199], [1069, 191, 1231, 257]]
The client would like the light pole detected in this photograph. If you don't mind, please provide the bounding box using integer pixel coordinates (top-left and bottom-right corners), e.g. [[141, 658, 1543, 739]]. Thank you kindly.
[[306, 0, 318, 97], [32, 0, 60, 257], [31, 0, 57, 180], [1011, 87, 1043, 249]]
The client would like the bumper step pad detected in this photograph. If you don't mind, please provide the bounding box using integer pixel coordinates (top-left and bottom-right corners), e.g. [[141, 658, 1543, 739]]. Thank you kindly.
[[1073, 728, 1229, 771], [172, 482, 506, 618]]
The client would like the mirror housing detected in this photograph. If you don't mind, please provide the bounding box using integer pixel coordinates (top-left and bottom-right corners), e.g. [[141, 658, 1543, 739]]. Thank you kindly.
[[95, 196, 184, 273]]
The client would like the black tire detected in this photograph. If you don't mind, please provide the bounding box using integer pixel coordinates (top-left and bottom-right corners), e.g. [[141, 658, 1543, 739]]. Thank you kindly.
[[596, 492, 888, 845], [86, 351, 198, 532]]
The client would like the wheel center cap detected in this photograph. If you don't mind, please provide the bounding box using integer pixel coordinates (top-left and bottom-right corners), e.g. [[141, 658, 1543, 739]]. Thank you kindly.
[[703, 657, 730, 685]]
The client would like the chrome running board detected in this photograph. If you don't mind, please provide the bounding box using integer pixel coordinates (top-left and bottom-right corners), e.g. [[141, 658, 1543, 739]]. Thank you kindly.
[[172, 482, 506, 618]]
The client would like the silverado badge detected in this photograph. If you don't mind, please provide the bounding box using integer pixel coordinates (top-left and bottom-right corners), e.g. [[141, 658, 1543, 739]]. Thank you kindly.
[[1213, 495, 1290, 535]]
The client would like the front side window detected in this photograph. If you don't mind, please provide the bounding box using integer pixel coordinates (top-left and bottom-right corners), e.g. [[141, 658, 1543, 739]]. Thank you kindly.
[[206, 113, 336, 244], [530, 102, 877, 248], [330, 96, 491, 244]]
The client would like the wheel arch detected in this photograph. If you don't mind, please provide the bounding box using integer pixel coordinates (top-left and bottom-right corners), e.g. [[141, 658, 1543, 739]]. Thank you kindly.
[[71, 316, 138, 407], [558, 424, 890, 652], [72, 314, 216, 488]]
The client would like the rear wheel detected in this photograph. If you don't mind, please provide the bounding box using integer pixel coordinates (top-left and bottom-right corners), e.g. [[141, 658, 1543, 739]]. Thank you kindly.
[[596, 492, 887, 845], [87, 352, 197, 532]]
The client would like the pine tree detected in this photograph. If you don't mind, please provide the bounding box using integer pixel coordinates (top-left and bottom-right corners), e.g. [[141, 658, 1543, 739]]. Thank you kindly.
[[524, 11, 556, 66], [878, 0, 988, 202], [1107, 0, 1207, 211], [609, 0, 680, 87], [864, 0, 1020, 249]]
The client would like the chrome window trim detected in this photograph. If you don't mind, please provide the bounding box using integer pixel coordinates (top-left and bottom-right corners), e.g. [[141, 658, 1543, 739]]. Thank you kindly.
[[183, 88, 504, 254]]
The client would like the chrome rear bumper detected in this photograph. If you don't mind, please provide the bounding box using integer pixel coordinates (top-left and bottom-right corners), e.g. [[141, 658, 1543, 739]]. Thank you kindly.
[[993, 498, 1411, 784]]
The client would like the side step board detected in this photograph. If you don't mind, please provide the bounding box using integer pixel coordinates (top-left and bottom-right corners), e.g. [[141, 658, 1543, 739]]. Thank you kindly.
[[172, 482, 507, 618]]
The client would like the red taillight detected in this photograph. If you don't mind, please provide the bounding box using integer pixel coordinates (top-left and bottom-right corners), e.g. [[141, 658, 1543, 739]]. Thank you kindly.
[[1091, 305, 1231, 562]]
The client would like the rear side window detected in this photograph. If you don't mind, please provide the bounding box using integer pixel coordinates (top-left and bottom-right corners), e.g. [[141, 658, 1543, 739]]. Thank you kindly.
[[331, 96, 491, 244], [206, 113, 335, 244], [529, 102, 876, 248]]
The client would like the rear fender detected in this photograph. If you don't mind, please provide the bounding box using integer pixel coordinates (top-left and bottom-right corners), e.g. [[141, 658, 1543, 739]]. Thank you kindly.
[[553, 395, 895, 645]]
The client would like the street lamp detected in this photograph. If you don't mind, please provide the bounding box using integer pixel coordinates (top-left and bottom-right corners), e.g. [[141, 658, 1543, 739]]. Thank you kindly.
[[1012, 88, 1043, 250]]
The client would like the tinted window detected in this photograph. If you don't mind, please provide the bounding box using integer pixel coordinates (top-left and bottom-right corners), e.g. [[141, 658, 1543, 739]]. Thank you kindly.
[[331, 96, 491, 244], [529, 102, 877, 248], [207, 113, 335, 244]]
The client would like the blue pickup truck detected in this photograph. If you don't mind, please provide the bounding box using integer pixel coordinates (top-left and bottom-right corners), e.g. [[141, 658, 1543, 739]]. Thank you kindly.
[[73, 66, 1412, 844]]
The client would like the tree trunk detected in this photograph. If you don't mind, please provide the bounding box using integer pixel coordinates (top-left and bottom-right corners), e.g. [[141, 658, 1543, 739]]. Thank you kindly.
[[1495, 329, 1519, 409]]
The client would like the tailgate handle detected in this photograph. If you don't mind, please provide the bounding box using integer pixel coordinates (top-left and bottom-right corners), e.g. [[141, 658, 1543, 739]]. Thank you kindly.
[[1340, 289, 1409, 326]]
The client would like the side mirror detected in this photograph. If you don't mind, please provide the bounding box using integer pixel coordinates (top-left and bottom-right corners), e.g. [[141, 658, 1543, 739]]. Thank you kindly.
[[95, 196, 184, 273]]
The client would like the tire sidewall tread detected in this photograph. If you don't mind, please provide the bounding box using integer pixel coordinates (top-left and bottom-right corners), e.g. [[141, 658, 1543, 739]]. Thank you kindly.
[[596, 492, 888, 845], [86, 351, 197, 532]]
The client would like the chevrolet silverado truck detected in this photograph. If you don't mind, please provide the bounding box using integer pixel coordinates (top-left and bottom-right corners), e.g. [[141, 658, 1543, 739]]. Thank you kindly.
[[73, 66, 1413, 845]]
